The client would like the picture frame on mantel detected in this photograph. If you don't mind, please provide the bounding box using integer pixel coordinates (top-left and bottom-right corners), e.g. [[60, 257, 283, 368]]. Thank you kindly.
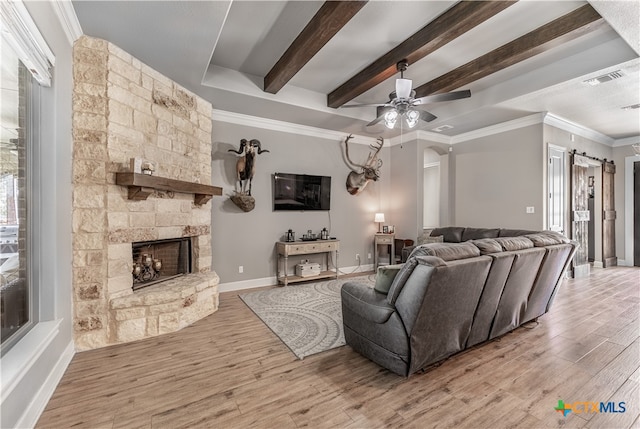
[[382, 226, 389, 234]]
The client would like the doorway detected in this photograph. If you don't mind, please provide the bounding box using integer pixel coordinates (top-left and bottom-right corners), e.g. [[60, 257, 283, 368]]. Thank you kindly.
[[423, 149, 440, 229]]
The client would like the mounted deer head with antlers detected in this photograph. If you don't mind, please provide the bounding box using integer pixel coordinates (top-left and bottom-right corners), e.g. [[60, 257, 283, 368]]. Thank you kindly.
[[342, 134, 384, 195]]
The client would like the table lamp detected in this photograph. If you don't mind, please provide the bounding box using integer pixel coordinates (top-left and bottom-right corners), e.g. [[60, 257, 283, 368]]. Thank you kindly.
[[374, 213, 385, 233]]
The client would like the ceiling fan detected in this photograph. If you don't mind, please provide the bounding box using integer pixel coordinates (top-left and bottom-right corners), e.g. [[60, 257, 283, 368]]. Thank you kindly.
[[342, 60, 471, 129]]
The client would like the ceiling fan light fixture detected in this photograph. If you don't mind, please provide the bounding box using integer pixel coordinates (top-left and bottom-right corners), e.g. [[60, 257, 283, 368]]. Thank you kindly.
[[406, 109, 420, 128], [384, 110, 398, 129]]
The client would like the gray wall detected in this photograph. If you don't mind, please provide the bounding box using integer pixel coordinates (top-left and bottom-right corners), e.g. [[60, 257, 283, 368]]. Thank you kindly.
[[2, 2, 74, 428], [452, 125, 545, 229], [210, 121, 390, 287]]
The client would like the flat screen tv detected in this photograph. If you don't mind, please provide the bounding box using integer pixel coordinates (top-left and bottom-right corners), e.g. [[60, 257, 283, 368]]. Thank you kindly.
[[273, 173, 331, 211]]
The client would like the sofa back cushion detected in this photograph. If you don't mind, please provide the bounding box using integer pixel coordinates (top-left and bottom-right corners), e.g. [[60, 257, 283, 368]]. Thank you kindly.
[[430, 227, 465, 243], [471, 238, 503, 255], [498, 228, 536, 237], [494, 236, 534, 251], [387, 256, 445, 305], [409, 242, 481, 262], [525, 231, 571, 246], [400, 255, 492, 374], [461, 227, 500, 241]]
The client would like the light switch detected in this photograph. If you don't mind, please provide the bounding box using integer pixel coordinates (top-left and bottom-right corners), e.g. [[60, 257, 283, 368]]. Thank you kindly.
[[526, 206, 535, 214]]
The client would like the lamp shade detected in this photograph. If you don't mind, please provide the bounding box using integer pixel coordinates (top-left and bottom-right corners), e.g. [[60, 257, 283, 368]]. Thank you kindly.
[[374, 213, 385, 223], [395, 78, 412, 99]]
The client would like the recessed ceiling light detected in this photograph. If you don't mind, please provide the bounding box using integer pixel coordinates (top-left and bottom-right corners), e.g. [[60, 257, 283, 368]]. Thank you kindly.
[[582, 70, 625, 86], [431, 125, 453, 132]]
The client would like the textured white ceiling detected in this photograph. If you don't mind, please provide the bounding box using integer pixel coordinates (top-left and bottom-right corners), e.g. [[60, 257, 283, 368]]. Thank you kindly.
[[72, 0, 640, 142]]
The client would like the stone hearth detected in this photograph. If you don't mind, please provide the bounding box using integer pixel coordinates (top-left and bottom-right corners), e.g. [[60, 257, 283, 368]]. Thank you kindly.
[[72, 35, 219, 350]]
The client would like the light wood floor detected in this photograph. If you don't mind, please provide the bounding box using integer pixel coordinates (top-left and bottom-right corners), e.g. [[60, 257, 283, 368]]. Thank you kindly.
[[37, 267, 639, 429]]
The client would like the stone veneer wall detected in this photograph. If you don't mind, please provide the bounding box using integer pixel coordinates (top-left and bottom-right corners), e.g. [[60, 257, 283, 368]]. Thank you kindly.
[[72, 35, 218, 350]]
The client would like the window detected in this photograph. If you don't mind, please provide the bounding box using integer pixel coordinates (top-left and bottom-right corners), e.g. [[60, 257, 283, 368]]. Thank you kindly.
[[1, 35, 35, 352], [0, 0, 53, 354]]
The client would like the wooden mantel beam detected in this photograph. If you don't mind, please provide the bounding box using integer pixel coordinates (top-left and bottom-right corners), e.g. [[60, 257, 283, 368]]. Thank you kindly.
[[264, 1, 368, 94], [327, 1, 515, 108], [414, 4, 605, 98]]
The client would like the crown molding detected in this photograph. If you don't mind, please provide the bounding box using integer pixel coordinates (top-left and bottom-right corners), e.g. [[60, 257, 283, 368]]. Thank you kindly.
[[542, 112, 614, 146], [449, 113, 545, 144], [211, 109, 380, 146], [51, 0, 83, 45], [613, 135, 640, 147]]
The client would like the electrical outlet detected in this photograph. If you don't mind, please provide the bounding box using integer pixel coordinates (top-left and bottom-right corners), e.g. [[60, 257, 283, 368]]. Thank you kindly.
[[526, 206, 535, 214], [355, 254, 360, 261], [238, 265, 243, 273], [368, 253, 372, 260]]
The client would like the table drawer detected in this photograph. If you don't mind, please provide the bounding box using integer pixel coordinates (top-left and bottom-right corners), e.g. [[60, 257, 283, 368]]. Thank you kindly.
[[376, 236, 393, 244]]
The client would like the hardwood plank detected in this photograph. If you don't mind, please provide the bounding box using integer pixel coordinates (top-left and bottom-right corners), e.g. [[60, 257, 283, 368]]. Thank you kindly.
[[585, 380, 639, 429], [35, 267, 640, 428]]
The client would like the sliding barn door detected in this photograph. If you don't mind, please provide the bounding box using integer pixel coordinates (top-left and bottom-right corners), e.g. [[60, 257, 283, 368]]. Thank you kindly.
[[602, 161, 617, 267], [571, 154, 590, 277]]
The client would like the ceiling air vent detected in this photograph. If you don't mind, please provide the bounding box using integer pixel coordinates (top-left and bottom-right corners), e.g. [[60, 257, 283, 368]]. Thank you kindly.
[[583, 70, 625, 86], [431, 125, 453, 133], [622, 103, 640, 110]]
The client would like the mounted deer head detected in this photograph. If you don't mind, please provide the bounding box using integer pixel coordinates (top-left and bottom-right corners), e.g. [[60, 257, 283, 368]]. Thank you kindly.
[[342, 134, 384, 195]]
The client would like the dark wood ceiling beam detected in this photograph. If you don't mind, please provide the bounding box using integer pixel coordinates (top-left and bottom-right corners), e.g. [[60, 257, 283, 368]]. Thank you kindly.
[[414, 4, 605, 98], [327, 1, 515, 108], [264, 1, 368, 94]]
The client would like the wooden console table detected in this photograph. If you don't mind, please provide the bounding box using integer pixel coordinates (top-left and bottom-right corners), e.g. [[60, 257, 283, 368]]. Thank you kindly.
[[276, 240, 339, 286]]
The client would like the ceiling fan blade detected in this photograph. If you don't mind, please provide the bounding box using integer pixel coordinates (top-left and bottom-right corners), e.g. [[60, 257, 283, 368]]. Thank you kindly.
[[414, 89, 471, 105], [341, 103, 389, 108], [366, 106, 393, 127], [419, 110, 437, 123]]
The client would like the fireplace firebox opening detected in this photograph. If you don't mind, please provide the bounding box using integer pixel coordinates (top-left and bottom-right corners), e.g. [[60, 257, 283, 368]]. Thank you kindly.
[[132, 237, 192, 291]]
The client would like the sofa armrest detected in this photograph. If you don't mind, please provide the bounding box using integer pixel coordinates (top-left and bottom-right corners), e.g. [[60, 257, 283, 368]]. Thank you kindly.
[[341, 282, 396, 324]]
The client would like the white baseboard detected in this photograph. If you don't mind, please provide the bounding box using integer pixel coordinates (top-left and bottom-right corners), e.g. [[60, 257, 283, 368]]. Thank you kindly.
[[15, 337, 75, 429], [218, 265, 375, 293]]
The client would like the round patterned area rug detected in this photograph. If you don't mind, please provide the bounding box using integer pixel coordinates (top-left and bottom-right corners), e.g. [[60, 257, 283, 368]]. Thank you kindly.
[[239, 275, 375, 359]]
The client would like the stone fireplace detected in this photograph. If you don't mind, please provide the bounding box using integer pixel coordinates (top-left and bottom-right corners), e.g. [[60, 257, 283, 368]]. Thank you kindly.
[[132, 237, 192, 290], [71, 35, 220, 350]]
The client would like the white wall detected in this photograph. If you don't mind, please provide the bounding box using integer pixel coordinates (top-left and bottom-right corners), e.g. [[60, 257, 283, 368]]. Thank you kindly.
[[1, 2, 75, 428], [210, 121, 390, 290]]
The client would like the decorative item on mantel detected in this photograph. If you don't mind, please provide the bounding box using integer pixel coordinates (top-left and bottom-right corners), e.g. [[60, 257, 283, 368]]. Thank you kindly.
[[129, 157, 155, 175], [228, 138, 270, 212]]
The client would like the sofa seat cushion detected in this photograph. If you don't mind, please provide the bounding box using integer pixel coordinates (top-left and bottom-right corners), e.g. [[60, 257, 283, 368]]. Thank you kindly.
[[462, 227, 500, 241], [341, 282, 396, 324], [494, 236, 534, 251], [471, 238, 503, 255]]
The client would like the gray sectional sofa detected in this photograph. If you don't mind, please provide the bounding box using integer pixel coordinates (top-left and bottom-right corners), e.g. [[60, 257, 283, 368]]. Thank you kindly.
[[341, 227, 578, 376]]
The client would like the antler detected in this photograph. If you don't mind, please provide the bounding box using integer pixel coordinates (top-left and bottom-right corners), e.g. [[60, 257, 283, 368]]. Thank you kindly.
[[343, 134, 362, 172], [364, 137, 384, 168], [228, 139, 247, 154], [250, 139, 270, 154]]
